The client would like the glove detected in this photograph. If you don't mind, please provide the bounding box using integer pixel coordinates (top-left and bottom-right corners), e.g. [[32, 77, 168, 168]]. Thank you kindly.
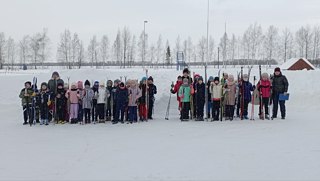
[[32, 92, 36, 96], [170, 89, 175, 94], [47, 100, 52, 106], [252, 85, 256, 90]]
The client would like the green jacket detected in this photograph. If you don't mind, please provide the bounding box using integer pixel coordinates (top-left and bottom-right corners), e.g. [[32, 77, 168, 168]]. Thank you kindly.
[[178, 85, 193, 102], [19, 88, 34, 106]]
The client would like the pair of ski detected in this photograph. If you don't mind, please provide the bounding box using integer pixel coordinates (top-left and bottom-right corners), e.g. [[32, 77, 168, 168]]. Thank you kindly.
[[29, 76, 37, 126]]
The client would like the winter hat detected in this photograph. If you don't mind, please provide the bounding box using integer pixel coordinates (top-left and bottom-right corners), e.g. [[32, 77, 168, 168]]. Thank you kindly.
[[107, 80, 113, 86], [114, 79, 121, 85], [25, 81, 32, 87], [71, 82, 77, 89], [177, 75, 182, 80], [148, 76, 154, 82], [274, 67, 281, 72], [214, 77, 219, 82], [183, 78, 189, 84], [77, 81, 83, 89], [141, 77, 147, 82], [41, 82, 48, 89], [198, 76, 203, 81], [209, 76, 214, 81], [57, 82, 64, 88], [84, 80, 91, 87], [94, 81, 99, 87], [51, 71, 60, 78], [119, 82, 125, 88], [183, 68, 190, 74], [262, 73, 269, 79]]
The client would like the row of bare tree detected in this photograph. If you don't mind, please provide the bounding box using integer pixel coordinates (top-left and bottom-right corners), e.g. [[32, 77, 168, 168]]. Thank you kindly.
[[0, 23, 319, 69]]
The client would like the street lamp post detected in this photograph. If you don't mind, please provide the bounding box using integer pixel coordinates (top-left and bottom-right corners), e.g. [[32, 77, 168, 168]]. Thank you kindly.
[[204, 0, 210, 120], [143, 20, 148, 68]]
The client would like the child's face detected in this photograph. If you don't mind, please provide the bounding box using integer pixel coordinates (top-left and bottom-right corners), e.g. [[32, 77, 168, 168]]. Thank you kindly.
[[85, 85, 90, 89], [58, 85, 63, 89], [25, 84, 31, 89], [41, 85, 47, 90], [198, 80, 203, 84], [178, 78, 182, 82], [114, 82, 118, 87], [214, 80, 219, 85], [262, 76, 268, 81]]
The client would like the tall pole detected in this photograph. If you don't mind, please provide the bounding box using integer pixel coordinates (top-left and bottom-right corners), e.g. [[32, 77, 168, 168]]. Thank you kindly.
[[205, 0, 210, 120], [143, 20, 148, 68]]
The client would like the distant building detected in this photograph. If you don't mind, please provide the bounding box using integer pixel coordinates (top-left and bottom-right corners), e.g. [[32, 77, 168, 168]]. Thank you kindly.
[[280, 58, 315, 70]]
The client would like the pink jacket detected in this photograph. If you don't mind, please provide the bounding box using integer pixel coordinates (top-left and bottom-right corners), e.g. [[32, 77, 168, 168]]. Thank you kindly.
[[128, 86, 142, 106], [66, 89, 80, 104]]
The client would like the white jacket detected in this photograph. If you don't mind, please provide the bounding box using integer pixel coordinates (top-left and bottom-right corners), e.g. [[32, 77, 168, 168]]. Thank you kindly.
[[209, 83, 222, 100], [96, 87, 109, 104]]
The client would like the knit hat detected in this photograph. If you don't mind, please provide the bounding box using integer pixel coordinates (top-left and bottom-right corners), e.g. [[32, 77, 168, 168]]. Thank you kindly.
[[177, 75, 182, 80], [57, 82, 64, 88], [77, 81, 83, 89], [183, 78, 189, 84], [41, 82, 48, 89], [274, 67, 281, 72], [262, 73, 269, 78], [114, 79, 121, 84], [51, 71, 59, 78], [71, 82, 77, 89], [183, 68, 190, 74], [119, 82, 125, 87], [94, 81, 99, 86], [148, 76, 153, 82], [198, 76, 203, 81], [84, 80, 91, 86], [209, 76, 214, 81], [141, 77, 147, 81], [25, 81, 32, 86], [214, 77, 219, 82]]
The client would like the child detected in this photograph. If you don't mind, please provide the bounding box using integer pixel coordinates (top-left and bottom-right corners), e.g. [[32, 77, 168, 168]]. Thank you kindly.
[[178, 78, 194, 121], [82, 80, 94, 124], [91, 81, 99, 123], [257, 73, 272, 119], [96, 82, 108, 123], [106, 80, 113, 121], [209, 77, 222, 121], [195, 76, 205, 121], [138, 77, 148, 121], [207, 76, 214, 119], [171, 76, 183, 118], [19, 81, 34, 125], [111, 79, 120, 122], [38, 82, 52, 125], [66, 83, 80, 124], [128, 80, 142, 123], [77, 81, 85, 123], [238, 74, 254, 120], [55, 83, 66, 124], [147, 76, 157, 120], [224, 75, 237, 121], [114, 82, 128, 124]]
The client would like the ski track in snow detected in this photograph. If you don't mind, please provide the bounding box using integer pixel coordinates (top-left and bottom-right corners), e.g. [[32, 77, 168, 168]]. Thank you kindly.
[[0, 67, 319, 180]]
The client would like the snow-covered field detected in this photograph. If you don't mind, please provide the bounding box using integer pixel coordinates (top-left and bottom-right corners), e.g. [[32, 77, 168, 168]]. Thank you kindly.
[[0, 66, 319, 181]]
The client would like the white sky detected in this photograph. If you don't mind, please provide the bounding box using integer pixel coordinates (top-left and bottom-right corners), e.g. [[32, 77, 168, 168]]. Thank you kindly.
[[1, 0, 320, 55]]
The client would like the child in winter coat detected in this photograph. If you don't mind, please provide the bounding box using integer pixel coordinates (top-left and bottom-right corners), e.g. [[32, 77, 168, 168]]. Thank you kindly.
[[238, 74, 255, 119], [138, 77, 148, 121], [111, 79, 120, 122], [96, 83, 109, 123], [207, 76, 214, 119], [178, 78, 194, 121], [257, 73, 272, 119], [82, 80, 94, 124], [171, 76, 183, 112], [128, 80, 142, 123], [209, 77, 222, 121], [106, 80, 113, 121], [114, 82, 129, 124], [19, 81, 34, 125], [224, 75, 237, 121], [77, 81, 85, 123], [38, 82, 52, 125], [195, 76, 205, 121], [91, 81, 99, 122], [147, 76, 157, 120], [66, 83, 80, 124], [55, 83, 66, 124]]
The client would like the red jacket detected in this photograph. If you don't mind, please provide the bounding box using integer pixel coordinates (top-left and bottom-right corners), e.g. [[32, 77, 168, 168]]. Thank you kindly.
[[173, 80, 183, 101], [257, 79, 271, 98]]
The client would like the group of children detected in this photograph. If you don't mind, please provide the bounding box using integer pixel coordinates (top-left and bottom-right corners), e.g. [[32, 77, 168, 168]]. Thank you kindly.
[[171, 67, 288, 121], [19, 71, 157, 126]]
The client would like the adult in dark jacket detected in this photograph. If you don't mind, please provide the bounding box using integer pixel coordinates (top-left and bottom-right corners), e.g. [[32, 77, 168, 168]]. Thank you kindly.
[[239, 74, 255, 119], [91, 81, 99, 122], [147, 76, 157, 119], [47, 71, 64, 121], [195, 76, 205, 121], [271, 67, 289, 119]]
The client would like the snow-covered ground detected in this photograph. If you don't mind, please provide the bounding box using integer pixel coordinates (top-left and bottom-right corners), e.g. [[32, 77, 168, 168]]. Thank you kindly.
[[0, 66, 319, 180]]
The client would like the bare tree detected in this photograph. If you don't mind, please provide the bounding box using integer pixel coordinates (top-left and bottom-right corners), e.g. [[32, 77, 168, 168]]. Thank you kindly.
[[100, 35, 109, 68], [128, 35, 136, 67], [122, 27, 131, 68], [39, 28, 50, 67], [149, 44, 156, 66], [71, 33, 80, 68], [198, 36, 207, 64], [6, 37, 15, 69], [282, 28, 294, 62], [138, 31, 148, 63], [19, 35, 31, 65], [0, 33, 5, 69], [219, 32, 229, 67], [156, 35, 163, 65], [77, 41, 85, 69], [30, 33, 43, 69], [165, 40, 171, 66], [264, 25, 279, 66], [187, 37, 193, 63], [312, 26, 320, 60], [296, 26, 313, 59], [113, 30, 122, 66], [87, 35, 99, 68], [229, 34, 236, 65], [57, 29, 72, 68]]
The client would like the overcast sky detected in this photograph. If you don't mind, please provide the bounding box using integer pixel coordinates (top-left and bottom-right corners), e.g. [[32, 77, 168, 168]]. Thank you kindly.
[[1, 0, 320, 51]]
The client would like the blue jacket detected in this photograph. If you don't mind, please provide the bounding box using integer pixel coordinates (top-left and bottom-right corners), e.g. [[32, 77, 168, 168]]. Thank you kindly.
[[239, 81, 254, 101], [115, 87, 128, 106]]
